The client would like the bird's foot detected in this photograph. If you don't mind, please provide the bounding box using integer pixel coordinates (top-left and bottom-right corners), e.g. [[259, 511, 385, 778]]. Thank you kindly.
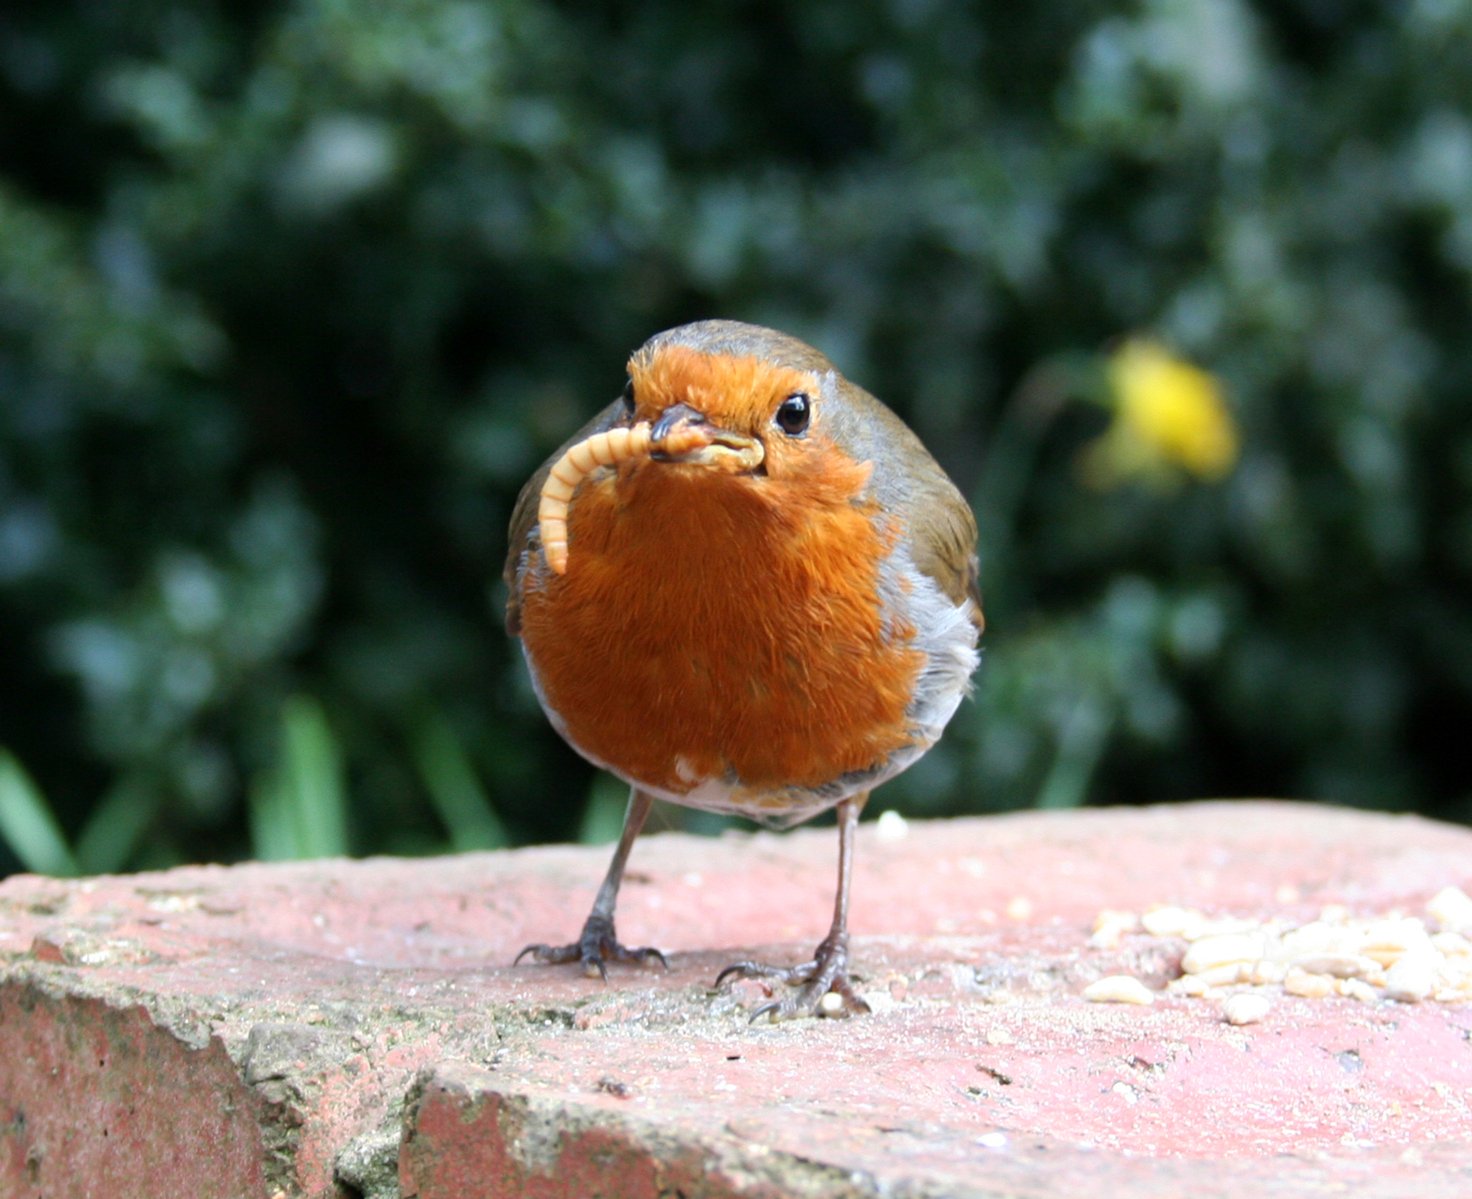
[[515, 913, 667, 980], [715, 932, 871, 1022]]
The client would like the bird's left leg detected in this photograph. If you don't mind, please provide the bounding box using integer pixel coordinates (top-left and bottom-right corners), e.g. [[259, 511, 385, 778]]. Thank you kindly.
[[716, 793, 872, 1020], [515, 786, 667, 978]]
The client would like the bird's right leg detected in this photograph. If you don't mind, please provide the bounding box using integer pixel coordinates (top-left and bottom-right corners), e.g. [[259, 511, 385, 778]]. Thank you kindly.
[[715, 794, 871, 1019], [515, 785, 667, 978]]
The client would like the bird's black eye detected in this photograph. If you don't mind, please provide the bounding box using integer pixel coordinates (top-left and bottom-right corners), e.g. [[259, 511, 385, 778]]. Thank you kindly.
[[621, 379, 636, 413], [774, 392, 810, 436]]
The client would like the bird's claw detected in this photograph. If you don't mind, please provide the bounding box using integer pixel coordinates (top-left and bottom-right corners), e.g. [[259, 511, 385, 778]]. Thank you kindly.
[[715, 933, 871, 1021], [515, 914, 667, 979]]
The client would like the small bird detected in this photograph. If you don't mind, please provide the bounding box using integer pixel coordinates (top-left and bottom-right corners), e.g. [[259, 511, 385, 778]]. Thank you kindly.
[[504, 320, 981, 1019]]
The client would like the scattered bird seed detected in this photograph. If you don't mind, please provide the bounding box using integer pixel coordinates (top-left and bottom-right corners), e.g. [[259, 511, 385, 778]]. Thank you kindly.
[[1383, 952, 1437, 1003], [1431, 931, 1471, 957], [1141, 905, 1207, 939], [874, 809, 909, 844], [1111, 1080, 1140, 1104], [1092, 886, 1472, 1010], [1089, 909, 1139, 949], [1194, 962, 1250, 988], [1005, 896, 1034, 921], [1223, 993, 1271, 1025], [1083, 975, 1155, 1005], [1182, 932, 1266, 975], [1288, 953, 1379, 980], [1283, 967, 1337, 999], [1427, 886, 1472, 934]]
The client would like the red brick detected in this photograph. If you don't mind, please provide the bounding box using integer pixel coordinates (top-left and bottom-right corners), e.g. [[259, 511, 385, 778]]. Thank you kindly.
[[400, 1062, 790, 1199], [0, 981, 269, 1199], [1, 801, 1470, 1197]]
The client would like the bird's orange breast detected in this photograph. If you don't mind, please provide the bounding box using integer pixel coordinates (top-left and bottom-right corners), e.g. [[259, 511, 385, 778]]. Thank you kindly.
[[517, 445, 925, 814]]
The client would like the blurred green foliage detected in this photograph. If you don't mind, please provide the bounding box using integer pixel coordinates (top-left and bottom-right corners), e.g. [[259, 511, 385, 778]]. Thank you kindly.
[[2, 0, 1470, 875]]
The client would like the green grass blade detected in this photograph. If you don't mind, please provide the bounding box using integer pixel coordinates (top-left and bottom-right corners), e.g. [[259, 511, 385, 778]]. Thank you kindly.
[[248, 766, 298, 862], [74, 772, 161, 875], [0, 749, 80, 876], [281, 695, 349, 859], [1034, 702, 1112, 810], [411, 712, 510, 852]]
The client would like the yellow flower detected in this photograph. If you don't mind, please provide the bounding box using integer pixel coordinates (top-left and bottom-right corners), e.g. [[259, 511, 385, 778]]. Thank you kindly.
[[1082, 339, 1239, 486]]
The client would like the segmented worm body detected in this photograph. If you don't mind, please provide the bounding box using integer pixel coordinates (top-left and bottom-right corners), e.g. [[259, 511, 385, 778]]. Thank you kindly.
[[539, 421, 710, 574]]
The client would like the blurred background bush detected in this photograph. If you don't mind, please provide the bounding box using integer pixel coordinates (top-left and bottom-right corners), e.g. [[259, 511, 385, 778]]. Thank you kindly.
[[2, 0, 1469, 876]]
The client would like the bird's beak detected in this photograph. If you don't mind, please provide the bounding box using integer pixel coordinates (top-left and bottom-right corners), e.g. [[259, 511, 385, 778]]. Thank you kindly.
[[650, 403, 765, 473]]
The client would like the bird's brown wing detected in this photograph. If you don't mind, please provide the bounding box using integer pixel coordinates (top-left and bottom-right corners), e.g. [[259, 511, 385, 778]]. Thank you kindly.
[[833, 378, 984, 632], [503, 397, 628, 637], [908, 474, 984, 633]]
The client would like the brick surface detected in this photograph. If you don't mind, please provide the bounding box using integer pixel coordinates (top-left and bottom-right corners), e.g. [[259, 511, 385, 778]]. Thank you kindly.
[[1, 982, 269, 1199], [1, 801, 1471, 1197]]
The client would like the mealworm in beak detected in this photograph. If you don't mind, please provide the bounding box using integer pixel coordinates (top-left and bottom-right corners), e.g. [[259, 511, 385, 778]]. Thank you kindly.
[[538, 420, 710, 574]]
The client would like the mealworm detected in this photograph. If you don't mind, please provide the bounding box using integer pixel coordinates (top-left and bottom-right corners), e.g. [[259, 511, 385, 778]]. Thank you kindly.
[[538, 420, 711, 574]]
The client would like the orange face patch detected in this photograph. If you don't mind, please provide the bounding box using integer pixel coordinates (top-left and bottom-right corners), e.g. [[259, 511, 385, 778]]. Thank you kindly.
[[625, 346, 834, 484], [628, 344, 814, 431]]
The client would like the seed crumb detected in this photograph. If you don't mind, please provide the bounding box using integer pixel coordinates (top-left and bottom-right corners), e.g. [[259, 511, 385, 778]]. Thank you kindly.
[[1223, 992, 1271, 1025], [1005, 896, 1034, 921], [1083, 975, 1155, 1005]]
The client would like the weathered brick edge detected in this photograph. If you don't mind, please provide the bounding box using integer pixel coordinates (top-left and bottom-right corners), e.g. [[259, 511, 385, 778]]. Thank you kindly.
[[2, 978, 964, 1199], [398, 1061, 911, 1199], [1, 962, 441, 1199], [1, 977, 270, 1199]]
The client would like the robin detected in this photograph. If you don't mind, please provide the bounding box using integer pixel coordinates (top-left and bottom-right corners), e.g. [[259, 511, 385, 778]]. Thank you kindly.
[[504, 320, 982, 1019]]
